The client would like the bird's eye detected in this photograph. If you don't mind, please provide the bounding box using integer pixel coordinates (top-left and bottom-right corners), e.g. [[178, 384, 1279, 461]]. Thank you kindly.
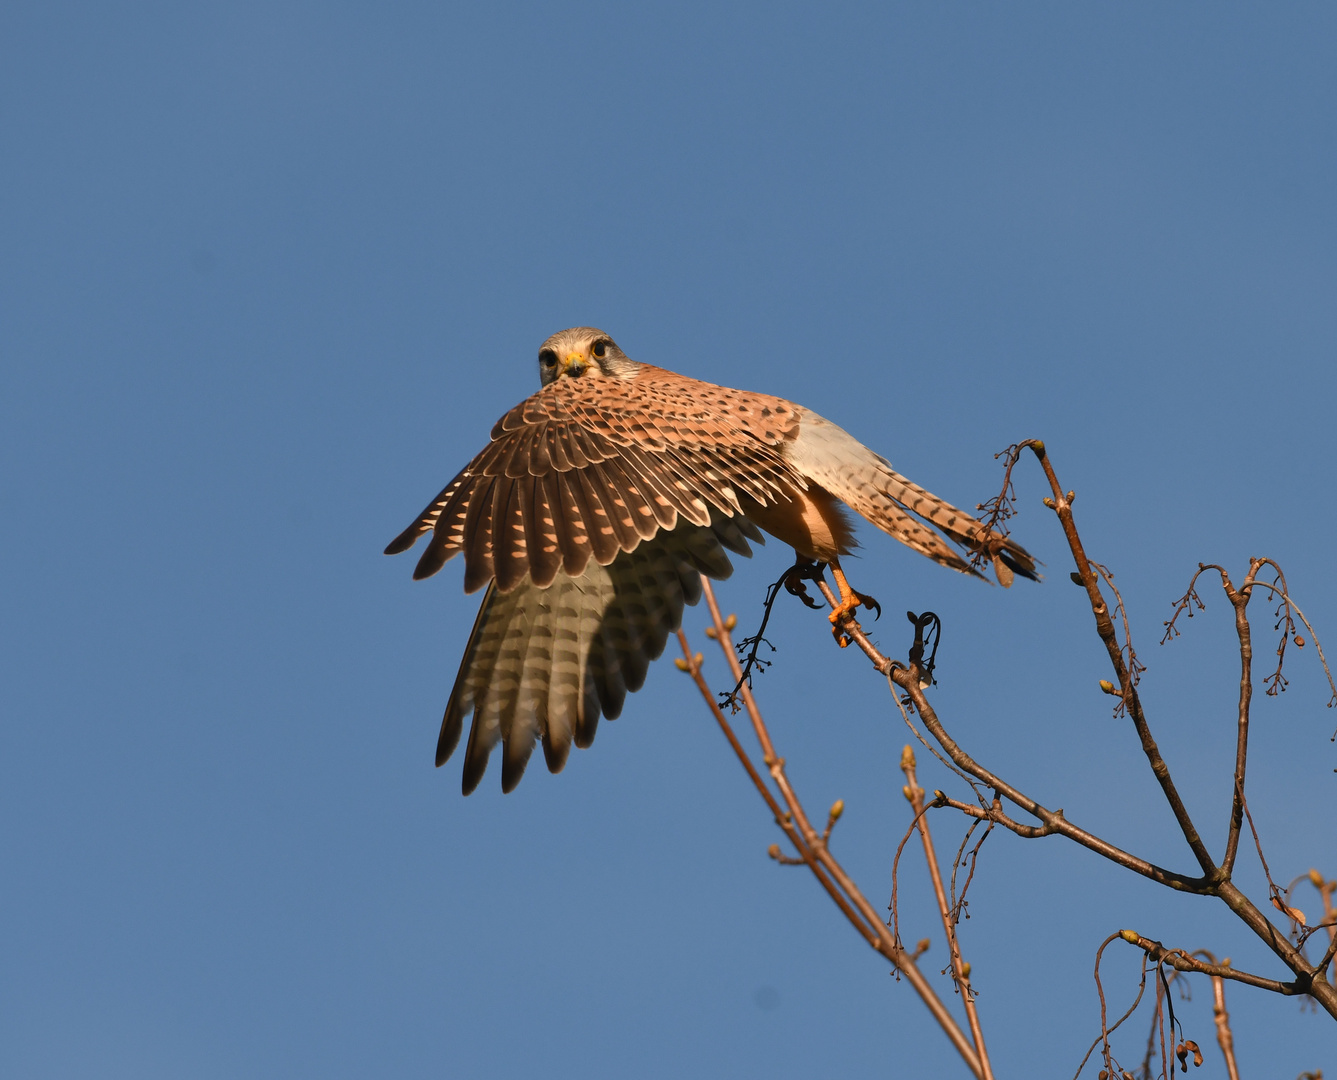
[[591, 340, 607, 359], [539, 349, 558, 368]]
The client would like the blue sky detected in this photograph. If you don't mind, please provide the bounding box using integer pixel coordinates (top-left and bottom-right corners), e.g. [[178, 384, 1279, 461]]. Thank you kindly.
[[3, 3, 1335, 1076]]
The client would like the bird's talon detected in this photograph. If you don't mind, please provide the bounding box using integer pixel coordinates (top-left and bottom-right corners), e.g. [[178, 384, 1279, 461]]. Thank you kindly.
[[782, 562, 826, 609], [827, 593, 864, 627]]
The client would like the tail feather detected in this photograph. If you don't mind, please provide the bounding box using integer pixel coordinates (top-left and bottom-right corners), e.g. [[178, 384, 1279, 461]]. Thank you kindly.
[[786, 409, 1039, 585]]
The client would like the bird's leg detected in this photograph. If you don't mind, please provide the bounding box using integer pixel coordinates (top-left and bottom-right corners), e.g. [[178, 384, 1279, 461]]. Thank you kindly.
[[828, 565, 881, 647], [781, 558, 826, 610]]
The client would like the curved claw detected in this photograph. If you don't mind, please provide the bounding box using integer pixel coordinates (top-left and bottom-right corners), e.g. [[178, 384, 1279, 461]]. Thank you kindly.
[[855, 591, 881, 621], [782, 561, 825, 610]]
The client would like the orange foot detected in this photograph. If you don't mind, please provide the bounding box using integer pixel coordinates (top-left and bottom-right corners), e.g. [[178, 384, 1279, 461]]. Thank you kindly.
[[827, 566, 881, 647]]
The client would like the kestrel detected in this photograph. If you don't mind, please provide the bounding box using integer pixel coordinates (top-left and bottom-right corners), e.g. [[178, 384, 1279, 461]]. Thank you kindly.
[[387, 328, 1036, 794]]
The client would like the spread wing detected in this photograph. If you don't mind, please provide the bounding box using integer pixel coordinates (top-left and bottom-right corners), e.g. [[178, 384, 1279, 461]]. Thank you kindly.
[[384, 367, 805, 593], [785, 409, 1039, 585], [442, 512, 763, 794]]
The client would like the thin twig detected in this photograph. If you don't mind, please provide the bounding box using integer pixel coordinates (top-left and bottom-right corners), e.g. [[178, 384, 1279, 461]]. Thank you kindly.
[[1091, 561, 1145, 719], [901, 746, 993, 1080], [887, 681, 985, 802], [889, 803, 932, 954], [1191, 950, 1240, 1080], [1030, 441, 1219, 880], [719, 562, 821, 711], [1117, 931, 1307, 994], [970, 441, 1027, 572], [1072, 933, 1147, 1080], [1233, 772, 1310, 938], [1246, 573, 1337, 713], [948, 817, 992, 926]]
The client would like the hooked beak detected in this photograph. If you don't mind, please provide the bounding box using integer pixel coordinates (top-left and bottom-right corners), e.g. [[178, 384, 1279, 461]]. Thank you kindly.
[[560, 351, 587, 377]]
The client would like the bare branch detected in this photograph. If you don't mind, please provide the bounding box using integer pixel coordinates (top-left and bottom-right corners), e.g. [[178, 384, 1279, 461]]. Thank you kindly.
[[1029, 441, 1219, 879], [1117, 931, 1307, 995], [1091, 562, 1145, 719], [1191, 950, 1241, 1080], [815, 575, 1209, 891], [901, 745, 994, 1080], [932, 792, 1056, 839], [1160, 565, 1220, 645], [1072, 933, 1149, 1080], [948, 817, 993, 928], [679, 585, 986, 1077], [680, 435, 1337, 1070], [1219, 561, 1256, 879]]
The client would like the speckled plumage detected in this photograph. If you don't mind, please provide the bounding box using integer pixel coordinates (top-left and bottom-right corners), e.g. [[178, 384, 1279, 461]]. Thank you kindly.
[[387, 327, 1036, 793], [386, 362, 803, 592]]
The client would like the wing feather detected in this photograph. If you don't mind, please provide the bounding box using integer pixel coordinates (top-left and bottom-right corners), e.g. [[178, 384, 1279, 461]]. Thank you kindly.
[[785, 408, 1038, 583], [438, 514, 749, 793], [386, 367, 803, 594], [491, 475, 529, 593], [552, 472, 593, 577], [461, 476, 499, 593]]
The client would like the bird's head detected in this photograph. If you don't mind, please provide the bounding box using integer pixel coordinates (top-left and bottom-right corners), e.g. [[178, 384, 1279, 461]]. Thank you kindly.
[[537, 327, 639, 387]]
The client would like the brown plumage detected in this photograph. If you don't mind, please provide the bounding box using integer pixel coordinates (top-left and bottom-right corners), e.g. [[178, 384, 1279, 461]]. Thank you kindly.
[[387, 327, 1037, 793]]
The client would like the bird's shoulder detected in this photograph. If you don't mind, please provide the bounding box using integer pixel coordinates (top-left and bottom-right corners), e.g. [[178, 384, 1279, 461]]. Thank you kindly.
[[489, 364, 801, 449]]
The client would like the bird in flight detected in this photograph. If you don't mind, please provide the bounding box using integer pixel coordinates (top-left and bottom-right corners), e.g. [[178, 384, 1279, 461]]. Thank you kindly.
[[387, 327, 1036, 793]]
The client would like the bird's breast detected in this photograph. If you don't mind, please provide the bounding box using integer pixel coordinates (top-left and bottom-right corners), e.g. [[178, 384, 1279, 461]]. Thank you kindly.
[[738, 486, 857, 565]]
